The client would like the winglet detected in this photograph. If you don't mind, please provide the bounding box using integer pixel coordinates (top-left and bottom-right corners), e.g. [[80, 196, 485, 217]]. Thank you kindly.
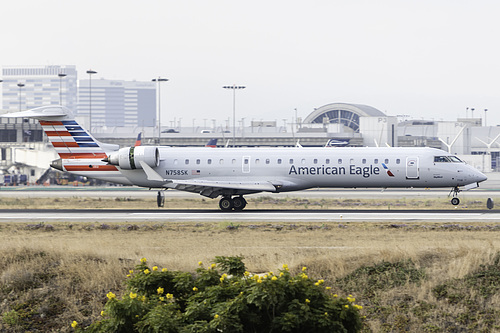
[[139, 160, 166, 182]]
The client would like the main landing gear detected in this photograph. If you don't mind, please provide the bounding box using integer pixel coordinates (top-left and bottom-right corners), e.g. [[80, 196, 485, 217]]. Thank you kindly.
[[219, 196, 247, 211], [449, 186, 460, 206]]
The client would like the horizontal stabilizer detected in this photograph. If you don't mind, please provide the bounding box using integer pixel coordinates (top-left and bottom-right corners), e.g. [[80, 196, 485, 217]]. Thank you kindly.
[[1, 106, 70, 120]]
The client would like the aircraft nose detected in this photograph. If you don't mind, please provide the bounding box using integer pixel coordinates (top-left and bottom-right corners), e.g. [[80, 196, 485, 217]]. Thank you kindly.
[[475, 170, 487, 183]]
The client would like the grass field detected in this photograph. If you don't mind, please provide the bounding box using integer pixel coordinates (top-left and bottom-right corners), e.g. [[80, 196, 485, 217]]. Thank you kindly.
[[0, 217, 500, 332]]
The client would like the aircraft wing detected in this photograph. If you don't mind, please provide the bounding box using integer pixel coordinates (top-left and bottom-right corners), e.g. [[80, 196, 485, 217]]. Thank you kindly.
[[168, 179, 277, 198]]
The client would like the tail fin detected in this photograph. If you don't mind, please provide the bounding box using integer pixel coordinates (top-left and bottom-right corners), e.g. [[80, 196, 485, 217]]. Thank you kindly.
[[1, 106, 118, 159], [134, 132, 142, 147], [205, 138, 218, 148]]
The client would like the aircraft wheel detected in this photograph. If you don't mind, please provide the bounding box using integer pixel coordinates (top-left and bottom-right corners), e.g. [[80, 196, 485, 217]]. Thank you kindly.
[[232, 197, 247, 211], [451, 197, 460, 206], [219, 197, 234, 211]]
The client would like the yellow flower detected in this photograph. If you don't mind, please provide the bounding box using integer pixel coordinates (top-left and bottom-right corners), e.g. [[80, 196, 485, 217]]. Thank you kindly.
[[326, 287, 332, 290], [126, 274, 131, 278], [144, 269, 150, 275], [198, 261, 203, 266], [333, 294, 338, 297], [106, 291, 116, 300], [305, 299, 310, 303], [244, 271, 250, 277], [269, 271, 274, 276], [157, 287, 164, 295], [271, 276, 278, 281], [211, 263, 216, 269], [354, 304, 363, 310], [159, 297, 165, 301], [71, 321, 78, 328], [129, 270, 134, 274], [140, 295, 146, 302], [193, 287, 198, 292], [152, 266, 158, 271], [214, 314, 219, 319], [166, 293, 173, 299], [280, 272, 284, 277], [347, 296, 356, 303], [282, 264, 288, 270], [344, 305, 349, 309], [302, 266, 307, 272], [140, 257, 147, 264], [324, 312, 328, 316], [129, 292, 137, 299], [301, 273, 308, 279], [257, 279, 263, 283], [162, 268, 168, 272]]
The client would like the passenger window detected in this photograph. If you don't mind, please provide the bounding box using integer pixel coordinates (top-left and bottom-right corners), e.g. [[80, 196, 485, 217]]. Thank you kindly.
[[233, 159, 237, 164], [196, 159, 200, 165], [266, 159, 270, 164], [301, 158, 306, 164], [396, 159, 400, 164], [385, 159, 389, 164], [174, 159, 178, 165], [255, 159, 260, 164], [289, 159, 294, 164], [243, 158, 248, 164], [185, 159, 189, 165], [326, 159, 330, 164], [362, 159, 366, 164], [338, 159, 342, 164], [219, 159, 224, 165], [207, 159, 212, 165], [374, 158, 378, 164], [277, 159, 282, 164], [350, 158, 354, 164], [313, 159, 318, 164]]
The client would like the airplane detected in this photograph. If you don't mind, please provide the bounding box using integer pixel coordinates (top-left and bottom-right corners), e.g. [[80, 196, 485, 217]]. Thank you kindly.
[[2, 106, 487, 211]]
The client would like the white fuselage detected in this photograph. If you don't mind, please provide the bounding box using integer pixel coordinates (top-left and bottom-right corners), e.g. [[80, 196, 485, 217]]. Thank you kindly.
[[107, 146, 486, 193]]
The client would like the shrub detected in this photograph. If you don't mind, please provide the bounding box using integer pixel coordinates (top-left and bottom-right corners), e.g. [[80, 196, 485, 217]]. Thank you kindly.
[[77, 257, 363, 333]]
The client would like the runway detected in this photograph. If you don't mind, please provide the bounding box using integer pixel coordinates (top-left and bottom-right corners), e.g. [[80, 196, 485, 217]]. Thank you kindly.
[[1, 208, 500, 223]]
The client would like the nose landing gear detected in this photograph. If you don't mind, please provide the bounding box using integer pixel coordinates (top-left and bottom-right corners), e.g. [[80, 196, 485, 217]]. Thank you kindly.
[[449, 186, 460, 205], [219, 196, 247, 211]]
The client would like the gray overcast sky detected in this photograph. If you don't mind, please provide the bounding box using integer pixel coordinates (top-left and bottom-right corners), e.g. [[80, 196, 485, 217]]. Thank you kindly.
[[2, 0, 500, 126]]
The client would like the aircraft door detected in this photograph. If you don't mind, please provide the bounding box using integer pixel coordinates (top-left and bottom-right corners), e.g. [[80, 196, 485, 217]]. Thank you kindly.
[[406, 157, 419, 179], [242, 156, 250, 173]]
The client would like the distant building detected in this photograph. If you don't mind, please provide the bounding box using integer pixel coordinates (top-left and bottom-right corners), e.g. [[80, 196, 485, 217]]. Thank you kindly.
[[2, 65, 77, 112], [77, 79, 156, 128]]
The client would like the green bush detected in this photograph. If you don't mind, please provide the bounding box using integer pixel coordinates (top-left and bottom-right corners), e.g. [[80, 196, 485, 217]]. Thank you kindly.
[[76, 257, 363, 333]]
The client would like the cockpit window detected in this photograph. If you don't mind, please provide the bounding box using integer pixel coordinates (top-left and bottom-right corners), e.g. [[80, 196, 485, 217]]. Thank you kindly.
[[434, 156, 463, 163], [448, 156, 463, 163], [434, 156, 449, 163]]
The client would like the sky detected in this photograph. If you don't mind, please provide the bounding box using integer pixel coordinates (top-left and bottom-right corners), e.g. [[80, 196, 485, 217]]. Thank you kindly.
[[1, 0, 500, 127]]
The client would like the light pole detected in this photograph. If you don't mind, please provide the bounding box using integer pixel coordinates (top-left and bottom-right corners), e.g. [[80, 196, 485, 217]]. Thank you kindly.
[[223, 84, 246, 147], [86, 70, 97, 132], [484, 109, 488, 126], [17, 83, 25, 111], [58, 73, 67, 106], [152, 77, 169, 145]]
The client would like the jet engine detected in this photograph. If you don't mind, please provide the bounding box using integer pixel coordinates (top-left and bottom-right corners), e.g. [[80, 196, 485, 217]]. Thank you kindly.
[[105, 146, 159, 170]]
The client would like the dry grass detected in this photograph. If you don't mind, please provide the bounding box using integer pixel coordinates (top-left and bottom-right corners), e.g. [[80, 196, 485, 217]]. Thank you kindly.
[[0, 221, 500, 331]]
